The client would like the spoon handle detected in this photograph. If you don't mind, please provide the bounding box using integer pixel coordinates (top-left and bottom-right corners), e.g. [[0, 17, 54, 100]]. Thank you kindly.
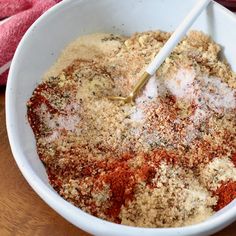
[[146, 0, 211, 75]]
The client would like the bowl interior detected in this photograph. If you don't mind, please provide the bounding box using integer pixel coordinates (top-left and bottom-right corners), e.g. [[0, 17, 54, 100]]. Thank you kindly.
[[6, 0, 236, 235]]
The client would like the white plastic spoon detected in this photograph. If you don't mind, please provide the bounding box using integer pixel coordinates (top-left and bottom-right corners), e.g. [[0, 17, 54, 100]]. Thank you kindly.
[[109, 0, 211, 103]]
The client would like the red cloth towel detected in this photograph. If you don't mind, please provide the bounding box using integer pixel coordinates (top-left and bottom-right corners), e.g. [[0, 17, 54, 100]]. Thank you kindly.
[[0, 0, 32, 19], [0, 0, 61, 86]]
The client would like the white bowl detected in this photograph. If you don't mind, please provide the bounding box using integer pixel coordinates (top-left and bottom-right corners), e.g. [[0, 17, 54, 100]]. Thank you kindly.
[[6, 0, 236, 235]]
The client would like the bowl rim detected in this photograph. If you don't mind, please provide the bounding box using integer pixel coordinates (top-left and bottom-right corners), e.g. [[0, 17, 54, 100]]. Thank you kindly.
[[5, 0, 236, 235]]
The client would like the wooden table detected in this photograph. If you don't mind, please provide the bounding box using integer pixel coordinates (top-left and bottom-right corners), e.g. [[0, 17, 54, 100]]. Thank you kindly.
[[0, 87, 235, 236]]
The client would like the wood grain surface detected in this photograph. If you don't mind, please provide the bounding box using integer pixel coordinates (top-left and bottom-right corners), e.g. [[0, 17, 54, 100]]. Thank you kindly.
[[0, 87, 235, 236]]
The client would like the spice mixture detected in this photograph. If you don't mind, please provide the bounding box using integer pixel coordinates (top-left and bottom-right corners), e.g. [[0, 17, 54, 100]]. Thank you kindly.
[[27, 31, 236, 227]]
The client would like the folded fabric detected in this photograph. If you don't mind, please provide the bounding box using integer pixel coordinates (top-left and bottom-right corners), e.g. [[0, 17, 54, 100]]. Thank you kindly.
[[0, 0, 61, 86], [0, 0, 31, 19]]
